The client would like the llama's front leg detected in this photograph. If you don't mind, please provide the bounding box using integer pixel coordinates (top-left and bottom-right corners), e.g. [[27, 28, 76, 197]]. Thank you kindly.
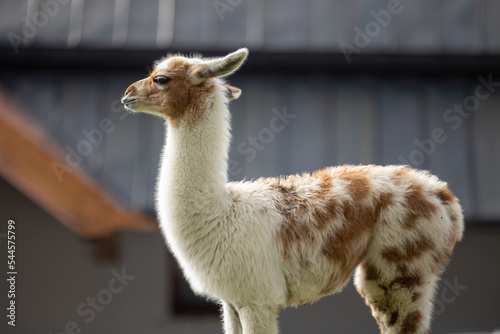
[[222, 301, 243, 334], [239, 305, 278, 334]]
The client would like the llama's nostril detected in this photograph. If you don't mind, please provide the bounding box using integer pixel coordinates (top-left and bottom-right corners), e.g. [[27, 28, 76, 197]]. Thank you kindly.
[[125, 84, 136, 96], [122, 85, 137, 105]]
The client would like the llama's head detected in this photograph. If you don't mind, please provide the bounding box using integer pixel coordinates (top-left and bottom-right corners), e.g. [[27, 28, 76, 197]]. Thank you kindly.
[[121, 48, 248, 125]]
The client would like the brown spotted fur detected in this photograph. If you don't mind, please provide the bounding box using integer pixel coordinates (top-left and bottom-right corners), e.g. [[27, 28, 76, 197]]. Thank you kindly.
[[256, 165, 463, 333]]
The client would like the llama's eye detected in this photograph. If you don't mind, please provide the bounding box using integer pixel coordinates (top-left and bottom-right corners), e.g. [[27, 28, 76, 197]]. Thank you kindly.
[[153, 76, 170, 85]]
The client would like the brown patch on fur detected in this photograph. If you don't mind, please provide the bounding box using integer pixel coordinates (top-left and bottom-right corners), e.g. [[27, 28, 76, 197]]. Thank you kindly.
[[280, 213, 314, 260], [311, 169, 333, 198], [312, 200, 339, 231], [164, 84, 190, 127], [437, 186, 457, 204], [317, 168, 380, 268], [310, 170, 338, 231], [265, 176, 311, 260], [393, 166, 412, 185], [272, 166, 381, 270], [389, 311, 399, 326], [412, 291, 422, 302], [379, 192, 394, 211], [269, 171, 341, 260], [265, 176, 306, 212], [371, 288, 390, 314], [362, 261, 381, 281], [370, 289, 423, 332], [404, 183, 437, 228], [330, 165, 375, 201], [153, 58, 188, 79], [393, 263, 423, 289], [344, 174, 371, 200], [223, 83, 241, 100], [401, 310, 422, 333], [398, 263, 409, 275], [182, 84, 217, 129], [390, 272, 423, 289], [322, 201, 379, 270], [381, 236, 434, 263]]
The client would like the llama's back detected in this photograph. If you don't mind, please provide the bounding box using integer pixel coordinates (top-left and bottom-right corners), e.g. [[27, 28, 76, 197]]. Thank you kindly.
[[252, 165, 464, 307]]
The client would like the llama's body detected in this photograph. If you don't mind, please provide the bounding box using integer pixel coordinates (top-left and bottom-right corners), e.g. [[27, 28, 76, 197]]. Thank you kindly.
[[122, 48, 464, 334]]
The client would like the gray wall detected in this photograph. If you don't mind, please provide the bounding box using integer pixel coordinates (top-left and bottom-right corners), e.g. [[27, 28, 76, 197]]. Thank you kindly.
[[1, 176, 499, 334]]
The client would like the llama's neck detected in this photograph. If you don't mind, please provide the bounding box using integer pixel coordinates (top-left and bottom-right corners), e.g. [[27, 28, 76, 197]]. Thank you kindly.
[[158, 83, 232, 219]]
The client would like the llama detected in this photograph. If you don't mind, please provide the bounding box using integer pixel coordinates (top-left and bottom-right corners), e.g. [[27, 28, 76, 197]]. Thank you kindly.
[[121, 48, 464, 334]]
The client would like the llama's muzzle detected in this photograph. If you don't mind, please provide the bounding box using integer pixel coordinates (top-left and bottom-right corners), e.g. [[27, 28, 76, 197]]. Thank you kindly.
[[121, 96, 137, 109]]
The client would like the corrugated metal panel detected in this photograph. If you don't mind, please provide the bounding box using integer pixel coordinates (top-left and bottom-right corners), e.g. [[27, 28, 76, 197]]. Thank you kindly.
[[80, 0, 115, 47], [2, 0, 498, 54], [398, 0, 441, 53], [217, 0, 247, 48], [127, 0, 159, 48], [172, 0, 203, 48], [486, 0, 500, 53], [33, 0, 72, 48], [473, 91, 500, 218], [199, 1, 220, 48], [309, 0, 338, 50], [353, 0, 389, 51], [263, 0, 310, 50], [335, 77, 377, 165], [379, 80, 422, 164], [442, 0, 485, 53], [287, 78, 330, 173], [0, 0, 28, 35]]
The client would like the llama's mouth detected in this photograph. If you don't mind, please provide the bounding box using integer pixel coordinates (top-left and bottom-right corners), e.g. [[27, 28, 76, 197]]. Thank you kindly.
[[121, 97, 137, 109]]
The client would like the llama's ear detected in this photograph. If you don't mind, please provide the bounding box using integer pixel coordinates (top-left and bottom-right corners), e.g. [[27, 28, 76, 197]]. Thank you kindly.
[[224, 84, 241, 100], [190, 48, 248, 84]]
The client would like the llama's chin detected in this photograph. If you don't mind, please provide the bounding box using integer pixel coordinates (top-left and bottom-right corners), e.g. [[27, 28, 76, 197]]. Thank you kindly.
[[121, 101, 166, 117], [122, 103, 150, 115], [123, 106, 136, 113]]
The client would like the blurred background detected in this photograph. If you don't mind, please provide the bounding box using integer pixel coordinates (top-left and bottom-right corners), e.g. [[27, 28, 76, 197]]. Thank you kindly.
[[0, 0, 499, 333]]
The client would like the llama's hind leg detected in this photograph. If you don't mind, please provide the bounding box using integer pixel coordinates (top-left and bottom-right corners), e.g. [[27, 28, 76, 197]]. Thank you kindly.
[[355, 261, 438, 334], [222, 301, 243, 334], [239, 304, 278, 334]]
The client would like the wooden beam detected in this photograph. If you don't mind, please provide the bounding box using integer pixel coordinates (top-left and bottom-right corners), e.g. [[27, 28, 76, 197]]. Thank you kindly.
[[0, 90, 158, 238]]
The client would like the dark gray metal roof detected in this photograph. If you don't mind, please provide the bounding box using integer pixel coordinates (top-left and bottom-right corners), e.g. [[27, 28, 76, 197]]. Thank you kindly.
[[2, 0, 500, 53]]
